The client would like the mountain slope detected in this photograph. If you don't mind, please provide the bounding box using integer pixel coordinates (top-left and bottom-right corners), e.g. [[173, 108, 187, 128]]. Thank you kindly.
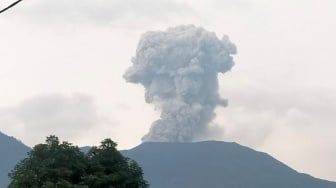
[[0, 131, 30, 187], [122, 141, 336, 188]]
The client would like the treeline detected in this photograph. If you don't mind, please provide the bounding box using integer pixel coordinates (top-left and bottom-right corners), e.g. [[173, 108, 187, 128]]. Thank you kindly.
[[8, 136, 148, 188]]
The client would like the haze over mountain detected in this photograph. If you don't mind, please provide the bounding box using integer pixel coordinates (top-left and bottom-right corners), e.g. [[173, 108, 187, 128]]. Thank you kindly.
[[123, 141, 336, 188], [0, 131, 30, 188]]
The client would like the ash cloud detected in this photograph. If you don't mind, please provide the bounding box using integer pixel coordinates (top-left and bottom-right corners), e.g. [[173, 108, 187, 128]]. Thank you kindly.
[[124, 25, 236, 142]]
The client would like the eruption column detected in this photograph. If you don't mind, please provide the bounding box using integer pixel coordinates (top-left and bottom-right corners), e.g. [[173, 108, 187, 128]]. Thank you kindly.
[[124, 25, 236, 142]]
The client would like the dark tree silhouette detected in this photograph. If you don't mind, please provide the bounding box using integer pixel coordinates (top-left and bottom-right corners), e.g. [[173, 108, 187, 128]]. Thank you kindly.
[[8, 136, 148, 188]]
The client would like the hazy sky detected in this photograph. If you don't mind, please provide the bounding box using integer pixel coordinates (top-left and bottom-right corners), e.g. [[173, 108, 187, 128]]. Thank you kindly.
[[1, 0, 336, 181]]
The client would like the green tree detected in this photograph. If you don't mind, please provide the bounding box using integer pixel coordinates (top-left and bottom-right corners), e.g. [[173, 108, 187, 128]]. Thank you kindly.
[[8, 136, 148, 188], [81, 139, 148, 188]]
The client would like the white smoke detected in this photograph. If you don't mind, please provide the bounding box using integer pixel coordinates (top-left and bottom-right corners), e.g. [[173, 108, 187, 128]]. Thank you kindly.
[[124, 25, 236, 142]]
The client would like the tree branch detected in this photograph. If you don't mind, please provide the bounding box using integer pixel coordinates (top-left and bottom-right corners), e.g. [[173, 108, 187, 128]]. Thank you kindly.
[[0, 0, 23, 14]]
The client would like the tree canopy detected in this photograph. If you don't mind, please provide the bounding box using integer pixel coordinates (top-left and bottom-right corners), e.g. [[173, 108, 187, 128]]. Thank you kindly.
[[8, 136, 148, 188]]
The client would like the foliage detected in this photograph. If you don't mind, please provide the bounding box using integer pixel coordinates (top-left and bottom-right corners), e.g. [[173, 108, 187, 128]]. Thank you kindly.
[[8, 136, 148, 188]]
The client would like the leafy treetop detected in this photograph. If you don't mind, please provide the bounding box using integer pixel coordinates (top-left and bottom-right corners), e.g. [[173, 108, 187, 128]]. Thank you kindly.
[[8, 135, 148, 188]]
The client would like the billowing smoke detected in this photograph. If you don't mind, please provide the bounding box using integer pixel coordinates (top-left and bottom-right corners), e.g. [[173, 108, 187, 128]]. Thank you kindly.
[[124, 25, 236, 142]]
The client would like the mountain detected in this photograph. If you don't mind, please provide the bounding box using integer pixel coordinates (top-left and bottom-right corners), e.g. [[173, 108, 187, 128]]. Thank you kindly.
[[122, 141, 336, 188], [1, 136, 335, 188], [0, 131, 30, 188]]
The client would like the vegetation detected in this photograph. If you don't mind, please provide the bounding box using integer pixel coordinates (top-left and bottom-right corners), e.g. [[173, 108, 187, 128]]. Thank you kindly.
[[8, 136, 148, 188]]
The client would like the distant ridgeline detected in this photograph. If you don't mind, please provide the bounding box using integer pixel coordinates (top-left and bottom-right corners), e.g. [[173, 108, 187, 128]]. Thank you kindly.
[[122, 141, 336, 188], [1, 132, 336, 188], [0, 131, 30, 187]]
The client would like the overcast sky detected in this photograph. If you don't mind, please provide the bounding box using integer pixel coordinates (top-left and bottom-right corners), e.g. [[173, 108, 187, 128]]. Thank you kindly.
[[1, 0, 336, 181]]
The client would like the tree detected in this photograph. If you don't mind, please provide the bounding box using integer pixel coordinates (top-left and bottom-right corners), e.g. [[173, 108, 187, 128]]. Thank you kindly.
[[8, 136, 148, 188], [81, 139, 148, 188]]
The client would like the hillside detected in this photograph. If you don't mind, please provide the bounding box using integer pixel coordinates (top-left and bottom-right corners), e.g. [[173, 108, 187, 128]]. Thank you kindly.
[[123, 141, 336, 188], [0, 131, 30, 187], [2, 135, 336, 188]]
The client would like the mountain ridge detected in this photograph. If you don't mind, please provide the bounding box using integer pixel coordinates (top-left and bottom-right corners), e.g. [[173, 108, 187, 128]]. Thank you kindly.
[[122, 141, 336, 188], [1, 133, 335, 188], [0, 131, 31, 188]]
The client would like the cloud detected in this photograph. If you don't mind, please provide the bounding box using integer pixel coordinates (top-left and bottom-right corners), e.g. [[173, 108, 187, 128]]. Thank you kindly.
[[124, 25, 236, 142], [185, 0, 252, 10], [12, 0, 193, 24], [214, 80, 336, 180], [0, 93, 108, 146], [217, 79, 336, 146]]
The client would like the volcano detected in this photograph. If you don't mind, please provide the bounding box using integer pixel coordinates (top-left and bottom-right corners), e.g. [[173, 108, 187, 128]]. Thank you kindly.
[[0, 131, 30, 187], [122, 141, 336, 188]]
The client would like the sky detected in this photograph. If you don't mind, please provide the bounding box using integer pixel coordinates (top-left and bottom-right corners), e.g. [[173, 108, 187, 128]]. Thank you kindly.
[[1, 0, 336, 181]]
